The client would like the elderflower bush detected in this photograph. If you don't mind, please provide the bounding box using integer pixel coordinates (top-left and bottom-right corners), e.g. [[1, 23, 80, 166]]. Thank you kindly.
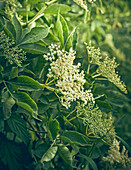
[[0, 0, 130, 170]]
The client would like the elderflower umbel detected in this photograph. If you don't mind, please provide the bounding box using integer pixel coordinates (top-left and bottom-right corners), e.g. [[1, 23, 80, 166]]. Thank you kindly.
[[0, 31, 26, 66], [103, 138, 131, 168], [76, 102, 115, 139], [85, 42, 127, 94], [43, 44, 94, 108]]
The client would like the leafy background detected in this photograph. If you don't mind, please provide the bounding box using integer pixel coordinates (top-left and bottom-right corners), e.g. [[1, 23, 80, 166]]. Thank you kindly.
[[0, 0, 131, 169]]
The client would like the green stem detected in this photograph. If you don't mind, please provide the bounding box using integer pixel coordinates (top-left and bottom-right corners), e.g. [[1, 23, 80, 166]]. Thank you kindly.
[[92, 73, 102, 78], [65, 109, 76, 119], [46, 78, 56, 86], [95, 78, 108, 81], [3, 80, 14, 99], [87, 63, 90, 74]]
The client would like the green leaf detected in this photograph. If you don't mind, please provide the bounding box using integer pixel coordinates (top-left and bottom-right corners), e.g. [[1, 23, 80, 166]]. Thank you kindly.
[[58, 144, 72, 166], [72, 27, 78, 50], [3, 96, 15, 120], [34, 143, 50, 158], [19, 43, 49, 54], [77, 154, 98, 170], [21, 27, 49, 44], [14, 91, 38, 115], [12, 14, 22, 44], [48, 116, 60, 140], [0, 134, 31, 170], [65, 27, 76, 51], [4, 18, 16, 39], [7, 114, 30, 144], [9, 66, 18, 80], [40, 146, 58, 163], [9, 75, 43, 91], [60, 15, 69, 45], [44, 3, 71, 15], [56, 13, 64, 47], [60, 131, 91, 146]]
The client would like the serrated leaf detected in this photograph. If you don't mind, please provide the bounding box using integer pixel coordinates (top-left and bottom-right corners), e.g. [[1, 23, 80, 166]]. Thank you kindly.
[[34, 143, 50, 158], [40, 146, 58, 163], [48, 116, 60, 140], [4, 18, 16, 39], [12, 14, 22, 44], [9, 75, 43, 91], [60, 131, 91, 146], [56, 13, 64, 47], [0, 134, 31, 170], [21, 27, 49, 44], [7, 114, 30, 144], [14, 91, 38, 115], [3, 97, 15, 120], [58, 144, 72, 166], [19, 43, 49, 54], [9, 67, 18, 80], [65, 27, 76, 51], [44, 3, 71, 15], [78, 154, 98, 170], [60, 15, 69, 45]]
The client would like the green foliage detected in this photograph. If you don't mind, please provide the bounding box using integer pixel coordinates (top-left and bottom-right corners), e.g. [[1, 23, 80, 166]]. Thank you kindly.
[[0, 0, 130, 169]]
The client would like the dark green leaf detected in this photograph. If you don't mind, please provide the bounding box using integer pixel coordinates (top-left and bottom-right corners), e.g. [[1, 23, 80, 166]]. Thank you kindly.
[[34, 143, 50, 158], [12, 14, 22, 44], [4, 18, 16, 39], [14, 91, 38, 115], [21, 27, 49, 44], [9, 67, 18, 80], [77, 154, 98, 170], [60, 15, 69, 45], [9, 75, 43, 91], [0, 134, 31, 170], [40, 146, 58, 163], [48, 116, 60, 140], [60, 131, 91, 146], [3, 97, 15, 120], [19, 43, 49, 54], [7, 114, 30, 144], [58, 144, 72, 166]]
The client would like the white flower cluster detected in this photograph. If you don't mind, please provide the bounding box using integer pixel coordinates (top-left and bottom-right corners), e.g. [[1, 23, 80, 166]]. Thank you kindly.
[[103, 138, 131, 168], [43, 44, 94, 108]]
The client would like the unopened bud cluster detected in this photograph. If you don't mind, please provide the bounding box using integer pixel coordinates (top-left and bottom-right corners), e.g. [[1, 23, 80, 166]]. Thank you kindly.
[[76, 102, 115, 139], [0, 31, 26, 66], [43, 44, 94, 108], [3, 0, 22, 18], [85, 42, 127, 93]]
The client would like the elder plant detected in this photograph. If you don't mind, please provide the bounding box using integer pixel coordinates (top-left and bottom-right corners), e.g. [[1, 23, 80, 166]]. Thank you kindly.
[[0, 0, 130, 170]]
